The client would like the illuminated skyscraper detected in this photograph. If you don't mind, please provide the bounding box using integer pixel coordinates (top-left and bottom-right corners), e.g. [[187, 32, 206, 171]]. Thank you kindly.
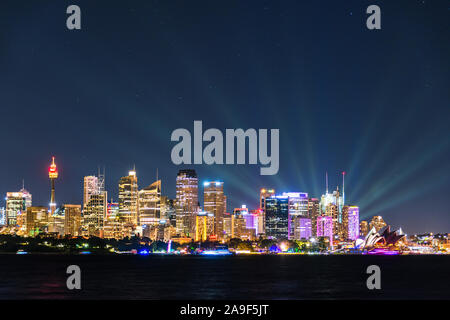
[[296, 217, 312, 240], [160, 196, 176, 227], [317, 215, 333, 245], [282, 192, 308, 240], [26, 206, 48, 236], [0, 207, 5, 226], [175, 169, 198, 237], [83, 193, 107, 237], [5, 192, 26, 226], [232, 207, 253, 240], [308, 198, 320, 236], [265, 196, 289, 240], [360, 220, 369, 237], [204, 181, 225, 239], [83, 175, 99, 209], [347, 206, 360, 240], [139, 180, 161, 234], [369, 215, 387, 232], [195, 211, 215, 242], [63, 204, 82, 237], [259, 188, 275, 235], [118, 170, 139, 226]]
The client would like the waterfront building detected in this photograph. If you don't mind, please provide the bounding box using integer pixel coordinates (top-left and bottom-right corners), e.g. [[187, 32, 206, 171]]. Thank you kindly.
[[204, 181, 225, 239], [259, 188, 275, 235], [360, 220, 369, 237], [175, 169, 198, 237], [308, 198, 320, 236], [347, 206, 360, 240], [195, 211, 215, 242], [282, 192, 308, 240], [317, 215, 333, 245], [265, 196, 289, 240], [118, 170, 139, 226]]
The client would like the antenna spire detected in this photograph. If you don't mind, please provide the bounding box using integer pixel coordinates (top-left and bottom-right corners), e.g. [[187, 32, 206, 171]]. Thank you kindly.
[[342, 171, 346, 206], [326, 171, 328, 194]]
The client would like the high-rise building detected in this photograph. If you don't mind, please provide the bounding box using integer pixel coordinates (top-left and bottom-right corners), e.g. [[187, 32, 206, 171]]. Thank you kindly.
[[26, 206, 48, 236], [317, 215, 333, 245], [83, 193, 107, 237], [104, 202, 125, 239], [83, 176, 99, 209], [118, 170, 139, 226], [360, 220, 369, 237], [138, 180, 161, 232], [347, 206, 360, 240], [0, 207, 5, 226], [6, 192, 26, 226], [195, 211, 215, 242], [296, 217, 312, 240], [175, 169, 198, 237], [223, 213, 232, 240], [308, 198, 320, 236], [204, 181, 225, 239], [232, 207, 253, 240], [369, 215, 387, 232], [265, 196, 289, 240], [160, 196, 176, 227], [63, 204, 82, 237], [259, 188, 275, 235], [282, 192, 308, 240]]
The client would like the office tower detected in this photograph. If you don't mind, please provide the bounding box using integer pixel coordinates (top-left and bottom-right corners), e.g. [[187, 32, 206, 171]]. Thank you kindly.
[[369, 215, 387, 232], [6, 192, 26, 226], [222, 213, 232, 240], [160, 196, 176, 227], [195, 211, 215, 242], [296, 217, 312, 240], [118, 170, 139, 226], [347, 206, 360, 240], [247, 209, 260, 235], [62, 204, 82, 237], [265, 196, 289, 240], [317, 215, 333, 245], [259, 188, 275, 235], [282, 192, 308, 240], [360, 220, 369, 237], [52, 206, 66, 235], [204, 181, 225, 239], [138, 180, 161, 231], [26, 206, 48, 236], [308, 198, 320, 236], [83, 175, 99, 209], [175, 169, 198, 237], [48, 156, 58, 216], [83, 193, 107, 237], [104, 202, 125, 239], [232, 208, 252, 240]]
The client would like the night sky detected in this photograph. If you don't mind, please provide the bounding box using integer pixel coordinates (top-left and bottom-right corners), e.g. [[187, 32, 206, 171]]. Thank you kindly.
[[0, 0, 448, 233]]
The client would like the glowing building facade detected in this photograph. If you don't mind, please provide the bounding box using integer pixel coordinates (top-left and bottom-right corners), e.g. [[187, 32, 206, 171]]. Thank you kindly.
[[317, 215, 333, 245], [265, 196, 289, 240], [204, 181, 225, 239], [259, 188, 275, 235], [63, 204, 82, 237], [138, 180, 161, 232], [118, 170, 139, 226], [6, 192, 26, 226], [175, 169, 198, 237], [347, 206, 360, 240]]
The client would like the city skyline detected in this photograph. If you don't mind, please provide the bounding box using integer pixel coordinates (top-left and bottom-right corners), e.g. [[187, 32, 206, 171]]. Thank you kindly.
[[0, 1, 449, 234]]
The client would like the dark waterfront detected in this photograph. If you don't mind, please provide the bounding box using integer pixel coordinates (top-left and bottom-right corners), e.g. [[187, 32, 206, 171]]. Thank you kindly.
[[0, 255, 449, 299]]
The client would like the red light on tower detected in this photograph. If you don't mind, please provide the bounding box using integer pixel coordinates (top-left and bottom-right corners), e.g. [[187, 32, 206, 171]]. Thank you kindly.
[[49, 156, 58, 179]]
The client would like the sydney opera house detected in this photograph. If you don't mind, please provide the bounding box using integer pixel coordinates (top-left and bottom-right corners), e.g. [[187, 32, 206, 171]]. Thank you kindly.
[[357, 226, 407, 254]]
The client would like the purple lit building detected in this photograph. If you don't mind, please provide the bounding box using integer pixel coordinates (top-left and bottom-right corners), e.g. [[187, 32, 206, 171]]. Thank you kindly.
[[317, 215, 333, 245], [348, 206, 359, 240], [298, 217, 312, 239]]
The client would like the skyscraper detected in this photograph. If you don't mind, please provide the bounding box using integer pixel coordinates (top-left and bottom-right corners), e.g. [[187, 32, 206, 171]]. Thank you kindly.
[[138, 180, 161, 234], [204, 181, 225, 239], [118, 170, 139, 226], [259, 188, 275, 235], [83, 175, 99, 209], [175, 169, 198, 237], [347, 206, 360, 240], [5, 192, 26, 226], [308, 198, 320, 236], [48, 156, 58, 216], [195, 211, 215, 242], [317, 215, 333, 246], [265, 196, 289, 240], [282, 192, 308, 240], [63, 204, 82, 237]]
